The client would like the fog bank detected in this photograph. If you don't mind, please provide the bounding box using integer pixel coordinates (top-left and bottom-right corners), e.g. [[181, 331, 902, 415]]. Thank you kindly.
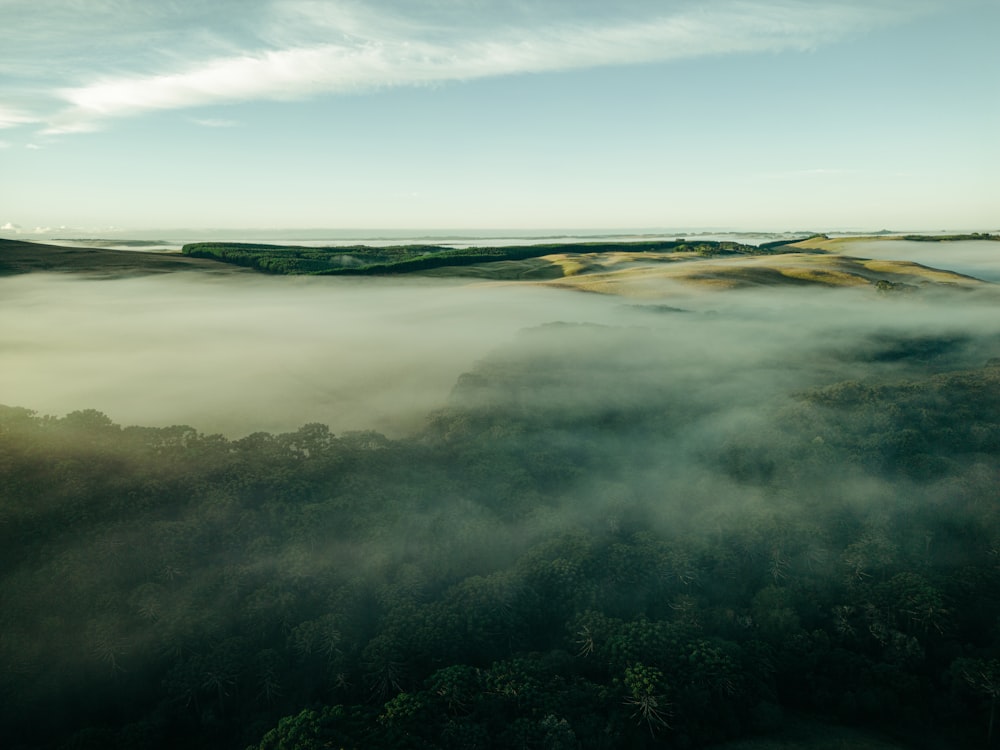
[[0, 273, 623, 435], [2, 269, 998, 436]]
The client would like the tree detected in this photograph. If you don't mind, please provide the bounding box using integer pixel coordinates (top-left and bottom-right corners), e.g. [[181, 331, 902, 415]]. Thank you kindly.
[[254, 706, 346, 750], [623, 663, 671, 737]]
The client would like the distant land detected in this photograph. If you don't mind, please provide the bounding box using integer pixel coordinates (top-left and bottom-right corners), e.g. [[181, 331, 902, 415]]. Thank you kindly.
[[0, 237, 248, 277], [178, 237, 778, 276], [1, 234, 994, 295]]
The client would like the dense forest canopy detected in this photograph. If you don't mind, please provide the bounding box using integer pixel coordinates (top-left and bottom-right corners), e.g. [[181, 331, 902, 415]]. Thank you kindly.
[[2, 238, 1000, 749]]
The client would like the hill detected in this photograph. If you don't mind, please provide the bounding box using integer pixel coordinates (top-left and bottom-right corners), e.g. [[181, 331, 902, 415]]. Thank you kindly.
[[0, 238, 247, 277]]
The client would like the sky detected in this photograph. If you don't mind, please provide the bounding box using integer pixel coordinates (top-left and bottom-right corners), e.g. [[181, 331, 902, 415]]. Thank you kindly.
[[1, 0, 998, 235]]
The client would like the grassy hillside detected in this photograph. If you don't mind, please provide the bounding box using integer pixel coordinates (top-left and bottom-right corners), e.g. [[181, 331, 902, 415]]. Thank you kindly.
[[789, 233, 998, 252], [179, 239, 768, 275], [0, 238, 242, 277], [544, 252, 983, 296]]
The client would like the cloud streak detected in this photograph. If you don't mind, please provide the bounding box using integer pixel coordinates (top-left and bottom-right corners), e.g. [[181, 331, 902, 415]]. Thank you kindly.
[[0, 106, 39, 129], [33, 0, 932, 134], [191, 118, 240, 128]]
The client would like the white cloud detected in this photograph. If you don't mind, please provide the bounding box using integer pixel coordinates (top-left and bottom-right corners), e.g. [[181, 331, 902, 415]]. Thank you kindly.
[[25, 143, 42, 150], [1, 222, 22, 231], [191, 118, 240, 127], [37, 0, 932, 134], [0, 141, 10, 149], [0, 106, 37, 129], [40, 121, 101, 136]]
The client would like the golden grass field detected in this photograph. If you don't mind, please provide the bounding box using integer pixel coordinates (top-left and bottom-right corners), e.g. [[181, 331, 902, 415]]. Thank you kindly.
[[549, 253, 980, 295], [419, 233, 986, 298], [427, 238, 986, 298]]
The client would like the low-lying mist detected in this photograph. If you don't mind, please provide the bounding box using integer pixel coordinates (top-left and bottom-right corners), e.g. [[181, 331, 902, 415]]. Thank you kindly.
[[3, 263, 1000, 749], [2, 270, 997, 437], [841, 239, 1000, 281], [0, 272, 621, 435]]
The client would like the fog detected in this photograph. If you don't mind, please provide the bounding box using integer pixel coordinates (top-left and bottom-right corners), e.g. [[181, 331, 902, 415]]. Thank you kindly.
[[0, 273, 623, 435], [2, 267, 997, 438], [842, 239, 1000, 281], [429, 279, 1000, 529], [3, 255, 1000, 748]]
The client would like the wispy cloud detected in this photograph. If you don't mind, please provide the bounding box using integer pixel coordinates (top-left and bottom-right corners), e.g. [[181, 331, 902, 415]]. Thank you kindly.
[[25, 143, 43, 150], [0, 106, 38, 129], [191, 118, 240, 128], [33, 0, 936, 135]]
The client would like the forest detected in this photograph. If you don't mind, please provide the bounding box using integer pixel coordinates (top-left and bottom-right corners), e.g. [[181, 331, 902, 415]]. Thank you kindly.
[[3, 304, 1000, 749]]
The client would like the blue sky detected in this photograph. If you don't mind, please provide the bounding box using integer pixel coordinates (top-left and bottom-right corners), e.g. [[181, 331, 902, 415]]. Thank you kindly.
[[1, 0, 997, 234]]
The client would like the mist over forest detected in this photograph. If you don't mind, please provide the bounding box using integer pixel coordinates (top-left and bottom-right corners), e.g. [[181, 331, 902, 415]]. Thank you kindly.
[[0, 272, 617, 436], [3, 237, 1000, 749]]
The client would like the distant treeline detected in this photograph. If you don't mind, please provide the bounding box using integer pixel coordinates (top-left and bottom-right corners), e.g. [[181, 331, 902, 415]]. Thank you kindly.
[[900, 233, 998, 242], [3, 324, 1000, 749], [180, 239, 773, 275]]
